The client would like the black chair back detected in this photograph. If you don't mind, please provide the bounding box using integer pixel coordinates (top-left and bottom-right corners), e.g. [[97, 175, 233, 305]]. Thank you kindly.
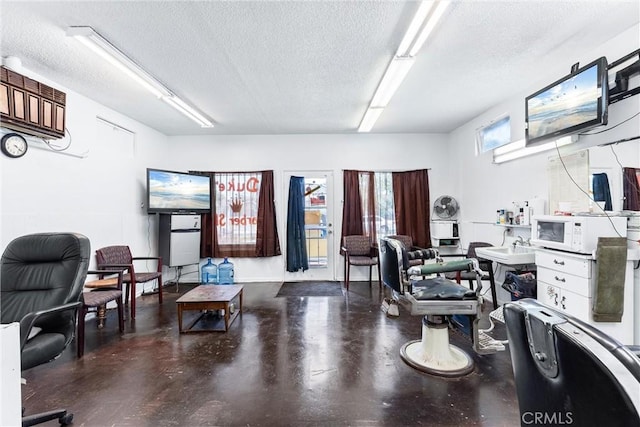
[[504, 299, 640, 427], [1, 232, 90, 369], [379, 237, 405, 293]]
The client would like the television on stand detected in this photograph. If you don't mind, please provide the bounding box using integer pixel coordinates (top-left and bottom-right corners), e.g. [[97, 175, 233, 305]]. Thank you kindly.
[[146, 168, 211, 214], [525, 56, 608, 146]]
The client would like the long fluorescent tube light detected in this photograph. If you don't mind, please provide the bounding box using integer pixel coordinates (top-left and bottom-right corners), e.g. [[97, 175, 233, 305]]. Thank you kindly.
[[358, 107, 384, 132], [396, 1, 436, 56], [409, 1, 451, 57], [162, 96, 214, 128], [67, 26, 214, 128], [493, 137, 573, 164], [358, 1, 449, 132], [371, 57, 415, 107]]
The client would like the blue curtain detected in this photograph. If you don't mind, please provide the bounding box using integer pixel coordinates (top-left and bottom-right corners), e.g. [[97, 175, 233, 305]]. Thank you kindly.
[[287, 176, 308, 272], [592, 173, 612, 211]]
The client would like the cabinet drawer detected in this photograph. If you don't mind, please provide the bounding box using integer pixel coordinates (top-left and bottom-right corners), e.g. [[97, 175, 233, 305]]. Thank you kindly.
[[537, 267, 590, 298], [537, 281, 590, 319], [535, 251, 591, 278]]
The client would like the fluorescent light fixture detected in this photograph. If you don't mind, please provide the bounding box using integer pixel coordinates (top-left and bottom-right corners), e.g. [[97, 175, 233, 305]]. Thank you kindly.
[[371, 57, 415, 107], [67, 26, 214, 128], [162, 96, 214, 128], [396, 1, 436, 56], [493, 137, 573, 164], [409, 1, 451, 57], [494, 139, 526, 156], [358, 1, 449, 132], [358, 107, 384, 132]]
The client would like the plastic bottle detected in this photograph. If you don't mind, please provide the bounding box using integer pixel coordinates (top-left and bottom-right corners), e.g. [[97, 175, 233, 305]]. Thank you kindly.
[[201, 258, 218, 284], [522, 201, 531, 226], [218, 258, 235, 285]]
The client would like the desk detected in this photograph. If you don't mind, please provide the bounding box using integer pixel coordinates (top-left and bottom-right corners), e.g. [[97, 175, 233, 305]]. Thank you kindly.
[[176, 285, 243, 333], [1, 323, 21, 427]]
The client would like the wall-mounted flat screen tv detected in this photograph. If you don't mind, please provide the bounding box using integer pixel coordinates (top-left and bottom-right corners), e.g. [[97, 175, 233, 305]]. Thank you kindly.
[[146, 168, 211, 214], [525, 56, 608, 146]]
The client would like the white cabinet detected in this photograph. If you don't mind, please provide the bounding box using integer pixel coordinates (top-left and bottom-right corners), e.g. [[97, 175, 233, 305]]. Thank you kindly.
[[431, 220, 459, 248], [535, 248, 634, 344]]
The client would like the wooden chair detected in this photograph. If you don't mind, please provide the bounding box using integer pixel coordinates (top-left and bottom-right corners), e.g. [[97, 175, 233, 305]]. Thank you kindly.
[[341, 235, 381, 291], [77, 270, 124, 358], [95, 246, 163, 320]]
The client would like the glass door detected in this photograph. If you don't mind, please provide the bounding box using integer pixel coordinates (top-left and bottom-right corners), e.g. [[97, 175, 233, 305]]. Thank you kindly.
[[284, 171, 335, 281]]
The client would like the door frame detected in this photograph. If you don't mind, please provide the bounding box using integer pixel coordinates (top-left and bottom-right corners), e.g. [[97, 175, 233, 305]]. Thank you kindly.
[[283, 170, 335, 281]]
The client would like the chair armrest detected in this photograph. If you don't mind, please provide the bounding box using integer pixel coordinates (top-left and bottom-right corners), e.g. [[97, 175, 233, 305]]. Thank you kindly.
[[131, 256, 161, 261], [370, 245, 379, 257], [19, 302, 82, 350], [97, 263, 132, 272]]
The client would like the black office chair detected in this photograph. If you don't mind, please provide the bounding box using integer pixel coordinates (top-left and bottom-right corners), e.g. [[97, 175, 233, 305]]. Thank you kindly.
[[504, 299, 640, 427], [0, 232, 90, 426]]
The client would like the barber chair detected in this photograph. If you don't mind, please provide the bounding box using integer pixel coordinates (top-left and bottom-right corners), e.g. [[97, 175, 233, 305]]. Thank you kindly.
[[378, 237, 505, 377], [504, 299, 640, 427], [1, 232, 90, 426]]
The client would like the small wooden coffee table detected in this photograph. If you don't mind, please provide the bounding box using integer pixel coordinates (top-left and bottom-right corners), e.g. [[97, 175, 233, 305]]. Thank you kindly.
[[176, 285, 243, 333]]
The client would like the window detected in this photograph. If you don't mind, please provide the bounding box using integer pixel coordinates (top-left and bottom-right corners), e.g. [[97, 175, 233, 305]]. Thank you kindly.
[[477, 115, 511, 154], [373, 172, 396, 236], [214, 172, 261, 246], [360, 172, 396, 237], [194, 170, 280, 258], [341, 169, 430, 250]]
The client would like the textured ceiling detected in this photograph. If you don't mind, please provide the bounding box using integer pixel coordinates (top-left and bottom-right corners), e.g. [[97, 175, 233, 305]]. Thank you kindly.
[[0, 1, 638, 136]]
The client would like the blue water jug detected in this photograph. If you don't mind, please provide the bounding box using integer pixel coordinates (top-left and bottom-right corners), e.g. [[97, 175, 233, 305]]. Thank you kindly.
[[218, 258, 234, 285], [201, 258, 218, 284]]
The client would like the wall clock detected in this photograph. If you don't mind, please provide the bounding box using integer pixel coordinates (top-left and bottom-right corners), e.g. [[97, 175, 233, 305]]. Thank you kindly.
[[1, 133, 28, 158]]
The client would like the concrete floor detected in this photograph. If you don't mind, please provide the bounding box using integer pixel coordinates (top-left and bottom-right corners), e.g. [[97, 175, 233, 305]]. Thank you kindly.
[[21, 281, 521, 426]]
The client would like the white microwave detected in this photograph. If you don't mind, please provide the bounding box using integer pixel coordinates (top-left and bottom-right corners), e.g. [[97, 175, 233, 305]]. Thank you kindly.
[[530, 215, 627, 254]]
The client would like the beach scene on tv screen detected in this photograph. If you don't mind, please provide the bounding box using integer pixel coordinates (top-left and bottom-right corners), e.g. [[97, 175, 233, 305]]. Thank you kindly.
[[527, 64, 599, 140], [149, 170, 210, 210]]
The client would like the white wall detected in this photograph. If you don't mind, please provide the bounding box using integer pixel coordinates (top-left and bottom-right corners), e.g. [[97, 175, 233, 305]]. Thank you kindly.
[[448, 23, 640, 249], [165, 133, 451, 282], [0, 68, 170, 291]]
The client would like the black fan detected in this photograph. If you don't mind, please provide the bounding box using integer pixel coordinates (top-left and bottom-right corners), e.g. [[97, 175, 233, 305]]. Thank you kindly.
[[433, 195, 459, 219]]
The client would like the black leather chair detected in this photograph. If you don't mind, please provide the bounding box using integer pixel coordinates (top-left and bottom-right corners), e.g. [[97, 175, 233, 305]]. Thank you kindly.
[[504, 299, 640, 427], [0, 232, 90, 426]]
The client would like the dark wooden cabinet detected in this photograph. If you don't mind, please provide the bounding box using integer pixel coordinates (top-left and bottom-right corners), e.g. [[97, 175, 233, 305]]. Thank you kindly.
[[0, 66, 66, 139]]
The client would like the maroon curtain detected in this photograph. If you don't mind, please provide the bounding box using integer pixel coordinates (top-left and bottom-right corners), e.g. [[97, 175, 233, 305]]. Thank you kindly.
[[340, 170, 364, 253], [623, 167, 640, 211], [392, 169, 431, 248], [194, 170, 280, 258], [256, 171, 281, 256]]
